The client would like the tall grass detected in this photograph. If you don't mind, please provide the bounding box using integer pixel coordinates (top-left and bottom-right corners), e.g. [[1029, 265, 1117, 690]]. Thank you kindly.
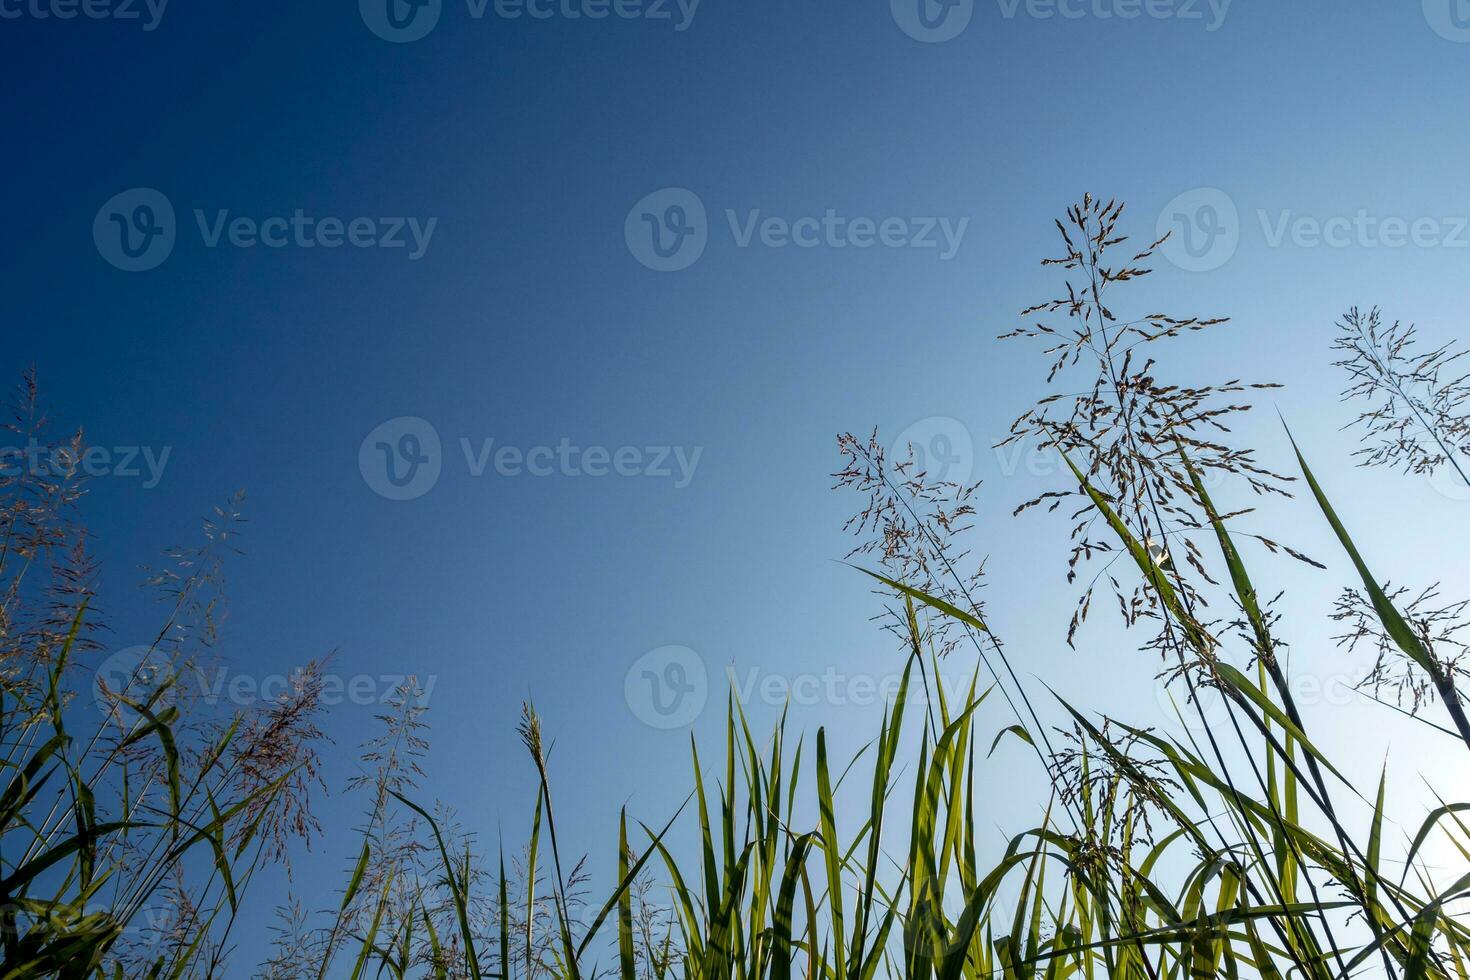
[[5, 198, 1470, 977], [0, 380, 330, 976]]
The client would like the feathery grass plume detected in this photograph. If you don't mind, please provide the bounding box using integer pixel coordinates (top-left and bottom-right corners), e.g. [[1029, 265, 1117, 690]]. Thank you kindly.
[[1049, 719, 1177, 853], [616, 865, 682, 980], [1333, 306, 1470, 486], [265, 677, 487, 979], [100, 494, 243, 815], [495, 841, 597, 980], [1333, 583, 1469, 713], [0, 375, 336, 977], [1321, 309, 1470, 745], [228, 658, 330, 862], [258, 896, 325, 979], [997, 200, 1426, 980], [0, 369, 99, 706], [339, 677, 435, 961], [1001, 196, 1308, 653], [117, 520, 331, 977], [835, 428, 986, 658]]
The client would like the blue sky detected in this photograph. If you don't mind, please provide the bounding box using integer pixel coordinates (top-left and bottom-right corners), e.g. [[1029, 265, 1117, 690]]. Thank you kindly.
[[5, 0, 1470, 972]]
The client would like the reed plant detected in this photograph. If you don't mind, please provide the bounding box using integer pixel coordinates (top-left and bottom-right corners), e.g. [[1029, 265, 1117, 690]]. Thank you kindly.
[[5, 198, 1469, 978]]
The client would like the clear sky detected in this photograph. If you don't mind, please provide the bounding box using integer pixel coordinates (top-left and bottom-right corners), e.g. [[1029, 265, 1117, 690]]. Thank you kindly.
[[4, 0, 1470, 973]]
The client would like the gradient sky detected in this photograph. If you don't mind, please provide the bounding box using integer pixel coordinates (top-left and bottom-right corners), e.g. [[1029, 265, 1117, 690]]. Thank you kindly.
[[5, 0, 1470, 973]]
